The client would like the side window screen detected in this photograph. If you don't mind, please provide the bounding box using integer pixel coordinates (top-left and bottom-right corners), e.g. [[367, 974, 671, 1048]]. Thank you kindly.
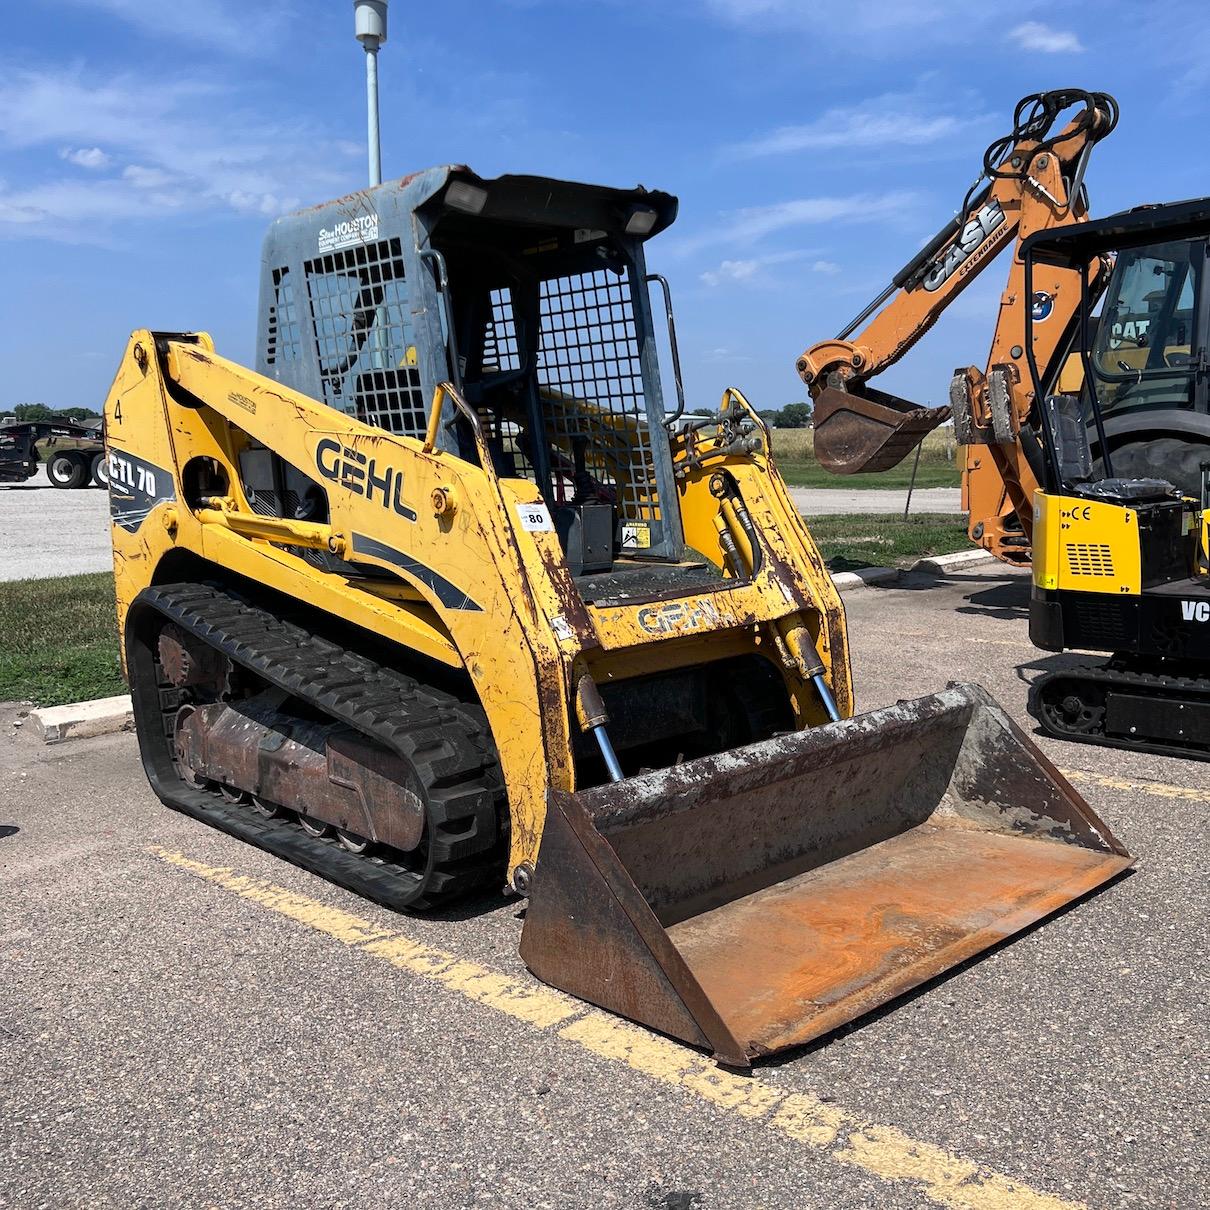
[[264, 267, 302, 367], [302, 237, 425, 437]]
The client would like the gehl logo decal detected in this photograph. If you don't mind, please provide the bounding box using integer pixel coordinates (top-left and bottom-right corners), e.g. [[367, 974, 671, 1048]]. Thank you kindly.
[[1181, 600, 1210, 622], [316, 438, 417, 521], [923, 200, 1006, 292], [637, 599, 721, 635]]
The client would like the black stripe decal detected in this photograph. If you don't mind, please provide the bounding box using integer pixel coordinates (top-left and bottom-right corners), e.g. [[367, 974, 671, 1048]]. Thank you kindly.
[[351, 534, 483, 612]]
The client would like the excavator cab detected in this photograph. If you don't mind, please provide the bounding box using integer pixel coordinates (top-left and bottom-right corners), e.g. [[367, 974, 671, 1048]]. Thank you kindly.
[[1023, 199, 1210, 758]]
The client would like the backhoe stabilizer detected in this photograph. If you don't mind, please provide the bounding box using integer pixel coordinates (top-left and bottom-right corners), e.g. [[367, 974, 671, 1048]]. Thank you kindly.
[[520, 682, 1131, 1065]]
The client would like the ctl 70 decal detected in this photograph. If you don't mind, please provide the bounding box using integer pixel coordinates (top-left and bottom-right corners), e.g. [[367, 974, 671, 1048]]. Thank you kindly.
[[315, 438, 417, 521], [923, 200, 1007, 292], [109, 450, 177, 533]]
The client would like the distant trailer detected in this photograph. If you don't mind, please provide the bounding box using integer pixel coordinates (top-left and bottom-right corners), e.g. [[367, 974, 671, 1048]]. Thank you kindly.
[[0, 421, 107, 488]]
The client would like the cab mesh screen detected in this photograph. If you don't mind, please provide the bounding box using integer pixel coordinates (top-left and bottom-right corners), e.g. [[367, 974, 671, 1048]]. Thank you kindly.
[[302, 237, 424, 436], [536, 270, 660, 525]]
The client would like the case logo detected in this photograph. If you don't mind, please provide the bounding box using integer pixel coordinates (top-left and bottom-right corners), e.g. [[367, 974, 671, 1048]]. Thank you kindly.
[[923, 200, 1007, 292]]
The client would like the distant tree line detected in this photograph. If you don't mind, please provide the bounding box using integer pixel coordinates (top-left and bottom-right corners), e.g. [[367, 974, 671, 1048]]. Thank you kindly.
[[757, 402, 813, 429], [11, 404, 95, 423]]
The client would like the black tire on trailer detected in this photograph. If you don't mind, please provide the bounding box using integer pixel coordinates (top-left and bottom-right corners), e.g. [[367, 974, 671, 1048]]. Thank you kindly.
[[47, 452, 88, 489], [1096, 436, 1210, 498], [91, 451, 110, 488]]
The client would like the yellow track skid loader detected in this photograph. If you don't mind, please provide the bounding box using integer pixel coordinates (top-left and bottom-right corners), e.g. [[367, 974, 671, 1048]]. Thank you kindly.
[[105, 169, 1131, 1064]]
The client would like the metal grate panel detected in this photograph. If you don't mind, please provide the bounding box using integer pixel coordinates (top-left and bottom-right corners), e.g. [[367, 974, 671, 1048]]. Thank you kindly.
[[264, 267, 302, 367], [303, 237, 424, 436], [536, 270, 660, 533], [1065, 543, 1115, 578], [483, 288, 521, 372]]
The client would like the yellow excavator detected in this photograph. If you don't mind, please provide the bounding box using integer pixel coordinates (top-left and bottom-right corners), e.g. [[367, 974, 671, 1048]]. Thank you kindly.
[[105, 167, 1131, 1064]]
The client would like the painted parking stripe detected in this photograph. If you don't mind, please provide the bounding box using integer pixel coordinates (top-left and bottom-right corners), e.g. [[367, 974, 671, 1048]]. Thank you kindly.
[[150, 845, 1083, 1210], [1058, 768, 1210, 804]]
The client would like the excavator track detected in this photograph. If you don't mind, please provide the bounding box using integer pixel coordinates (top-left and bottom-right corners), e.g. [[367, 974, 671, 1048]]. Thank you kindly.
[[125, 583, 505, 910], [1031, 659, 1210, 762]]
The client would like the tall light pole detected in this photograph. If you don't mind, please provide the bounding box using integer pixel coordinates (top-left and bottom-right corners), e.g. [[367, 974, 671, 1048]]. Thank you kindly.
[[354, 1, 388, 187]]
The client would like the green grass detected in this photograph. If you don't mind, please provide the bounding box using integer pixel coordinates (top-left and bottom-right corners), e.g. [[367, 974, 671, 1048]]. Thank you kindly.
[[0, 572, 124, 707], [771, 427, 962, 489], [0, 514, 967, 707], [807, 513, 972, 572]]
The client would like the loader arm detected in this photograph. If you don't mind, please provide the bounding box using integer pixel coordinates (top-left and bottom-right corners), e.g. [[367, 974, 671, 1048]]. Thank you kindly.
[[800, 90, 1117, 563]]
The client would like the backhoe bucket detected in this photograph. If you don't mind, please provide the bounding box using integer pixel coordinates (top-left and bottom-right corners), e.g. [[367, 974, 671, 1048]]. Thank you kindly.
[[520, 684, 1131, 1066], [812, 384, 951, 474]]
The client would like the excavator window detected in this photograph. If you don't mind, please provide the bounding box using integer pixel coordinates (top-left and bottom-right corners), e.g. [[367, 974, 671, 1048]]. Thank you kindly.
[[1091, 240, 1202, 413]]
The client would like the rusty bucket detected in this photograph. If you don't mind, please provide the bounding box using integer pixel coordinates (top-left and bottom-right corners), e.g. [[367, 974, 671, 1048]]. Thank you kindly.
[[519, 684, 1131, 1066], [812, 384, 951, 474]]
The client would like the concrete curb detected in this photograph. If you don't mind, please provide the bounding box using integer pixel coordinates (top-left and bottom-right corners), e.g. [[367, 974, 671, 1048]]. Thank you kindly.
[[910, 548, 996, 575], [30, 694, 134, 743], [831, 566, 900, 591]]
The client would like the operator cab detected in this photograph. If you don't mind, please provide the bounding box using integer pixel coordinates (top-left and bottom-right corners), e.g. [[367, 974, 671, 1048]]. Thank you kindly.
[[255, 168, 713, 583], [1024, 199, 1210, 509]]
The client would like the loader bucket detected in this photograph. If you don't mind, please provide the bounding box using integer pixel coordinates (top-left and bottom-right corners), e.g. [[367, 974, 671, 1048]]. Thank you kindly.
[[519, 684, 1131, 1066], [812, 383, 951, 474]]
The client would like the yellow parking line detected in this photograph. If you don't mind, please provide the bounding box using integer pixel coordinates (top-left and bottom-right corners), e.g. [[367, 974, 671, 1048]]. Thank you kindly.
[[149, 846, 1083, 1210], [1059, 768, 1210, 804]]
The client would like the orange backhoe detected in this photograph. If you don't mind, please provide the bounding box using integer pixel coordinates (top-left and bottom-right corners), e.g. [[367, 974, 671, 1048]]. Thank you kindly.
[[800, 89, 1118, 564]]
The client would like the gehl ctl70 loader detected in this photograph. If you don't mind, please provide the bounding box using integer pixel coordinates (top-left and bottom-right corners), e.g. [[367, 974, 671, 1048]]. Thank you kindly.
[[106, 168, 1130, 1065]]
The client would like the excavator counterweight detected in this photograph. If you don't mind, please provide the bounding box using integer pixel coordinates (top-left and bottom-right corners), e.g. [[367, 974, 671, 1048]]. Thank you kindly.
[[107, 167, 1131, 1064]]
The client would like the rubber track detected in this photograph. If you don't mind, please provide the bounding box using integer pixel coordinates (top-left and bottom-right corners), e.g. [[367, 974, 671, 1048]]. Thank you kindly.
[[130, 583, 505, 910], [1031, 659, 1210, 763]]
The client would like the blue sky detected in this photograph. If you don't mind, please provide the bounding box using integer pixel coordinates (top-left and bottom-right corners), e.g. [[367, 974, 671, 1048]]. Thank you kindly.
[[3, 0, 1208, 413]]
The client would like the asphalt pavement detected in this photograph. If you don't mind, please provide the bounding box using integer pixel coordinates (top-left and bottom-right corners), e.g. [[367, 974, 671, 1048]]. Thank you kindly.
[[0, 478, 962, 584], [2, 563, 1205, 1209]]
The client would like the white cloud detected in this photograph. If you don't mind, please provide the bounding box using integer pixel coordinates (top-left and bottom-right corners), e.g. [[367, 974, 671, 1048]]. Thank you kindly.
[[812, 260, 841, 275], [61, 0, 291, 54], [122, 164, 175, 189], [1008, 22, 1084, 53], [669, 191, 916, 260], [700, 248, 817, 287], [0, 67, 355, 240], [725, 191, 914, 241], [729, 94, 973, 159], [60, 146, 111, 169]]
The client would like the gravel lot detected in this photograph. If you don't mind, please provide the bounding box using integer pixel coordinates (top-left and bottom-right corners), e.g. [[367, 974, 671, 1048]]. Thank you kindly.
[[0, 469, 110, 582], [0, 476, 960, 584], [2, 563, 1206, 1209]]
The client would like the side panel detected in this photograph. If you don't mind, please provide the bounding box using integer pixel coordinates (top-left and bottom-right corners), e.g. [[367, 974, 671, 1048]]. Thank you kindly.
[[1033, 491, 1141, 596]]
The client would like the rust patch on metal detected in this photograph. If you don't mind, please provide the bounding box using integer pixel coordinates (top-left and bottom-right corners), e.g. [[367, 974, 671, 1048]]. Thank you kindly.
[[174, 696, 425, 850], [520, 682, 1133, 1064]]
